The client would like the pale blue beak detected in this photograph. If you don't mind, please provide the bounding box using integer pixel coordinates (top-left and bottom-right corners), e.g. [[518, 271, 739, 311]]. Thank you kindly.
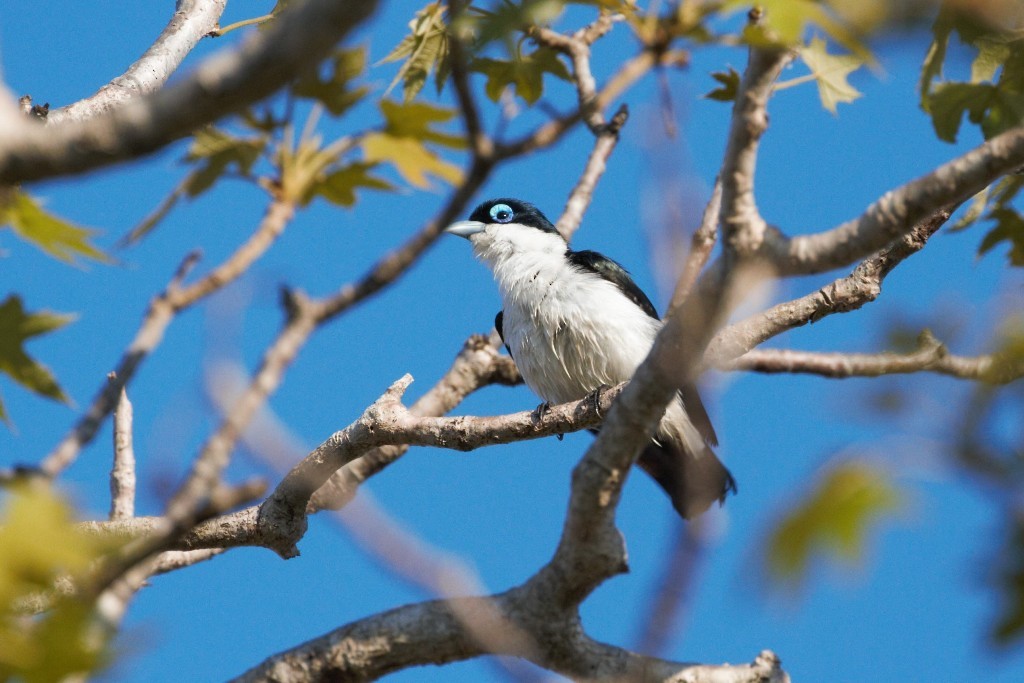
[[444, 220, 486, 239]]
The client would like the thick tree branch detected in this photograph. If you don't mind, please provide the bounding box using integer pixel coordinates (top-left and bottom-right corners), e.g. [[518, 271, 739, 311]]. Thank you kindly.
[[0, 0, 379, 183], [763, 125, 1024, 275], [232, 588, 786, 683], [108, 379, 136, 521], [46, 0, 227, 125], [719, 43, 792, 258]]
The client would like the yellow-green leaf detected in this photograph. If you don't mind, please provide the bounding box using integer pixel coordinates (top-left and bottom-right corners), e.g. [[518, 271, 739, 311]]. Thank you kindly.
[[0, 484, 117, 680], [766, 461, 901, 587], [705, 67, 740, 102], [379, 99, 465, 149], [362, 133, 462, 189], [0, 189, 109, 266], [0, 295, 75, 422], [293, 47, 369, 116], [471, 47, 571, 105], [798, 37, 864, 114], [380, 2, 449, 102], [314, 163, 394, 207]]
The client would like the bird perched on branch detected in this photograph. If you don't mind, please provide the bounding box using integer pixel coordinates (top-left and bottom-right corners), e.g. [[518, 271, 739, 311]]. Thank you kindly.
[[445, 198, 735, 519]]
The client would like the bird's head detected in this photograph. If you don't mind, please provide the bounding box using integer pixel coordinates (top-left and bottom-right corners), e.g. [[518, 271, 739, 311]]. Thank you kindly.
[[445, 198, 565, 267]]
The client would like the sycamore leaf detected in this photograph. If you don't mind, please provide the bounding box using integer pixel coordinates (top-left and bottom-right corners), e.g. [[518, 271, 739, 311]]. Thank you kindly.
[[362, 133, 462, 189], [0, 190, 109, 266], [799, 37, 864, 114], [459, 0, 566, 47], [379, 99, 466, 149], [972, 38, 1012, 84], [0, 484, 118, 679], [0, 296, 75, 421], [293, 47, 369, 116], [918, 4, 953, 107], [728, 0, 871, 62], [314, 163, 394, 207], [380, 2, 449, 101], [927, 82, 994, 143], [471, 47, 571, 104], [766, 461, 901, 587], [952, 185, 992, 231], [705, 67, 740, 102], [979, 207, 1024, 266]]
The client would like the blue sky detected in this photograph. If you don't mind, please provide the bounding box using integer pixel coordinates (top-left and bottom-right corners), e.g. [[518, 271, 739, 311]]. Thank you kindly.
[[3, 1, 1024, 681]]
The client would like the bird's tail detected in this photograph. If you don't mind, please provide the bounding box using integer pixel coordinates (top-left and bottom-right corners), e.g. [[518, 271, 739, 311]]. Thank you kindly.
[[637, 442, 736, 520]]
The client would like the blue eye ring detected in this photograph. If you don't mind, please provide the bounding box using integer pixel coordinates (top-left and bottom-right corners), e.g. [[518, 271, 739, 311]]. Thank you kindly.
[[489, 203, 514, 223]]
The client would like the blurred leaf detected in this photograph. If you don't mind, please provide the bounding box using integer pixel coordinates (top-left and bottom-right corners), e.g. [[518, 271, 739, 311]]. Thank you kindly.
[[0, 295, 74, 424], [705, 67, 740, 102], [362, 133, 462, 189], [951, 185, 992, 231], [0, 189, 109, 266], [727, 0, 871, 61], [766, 461, 901, 586], [471, 46, 571, 104], [979, 207, 1024, 266], [293, 46, 369, 116], [380, 1, 449, 101], [918, 4, 954, 107], [123, 127, 267, 245], [927, 82, 993, 142], [798, 37, 864, 113], [313, 163, 394, 207], [458, 0, 567, 47], [379, 99, 466, 148], [0, 484, 115, 680]]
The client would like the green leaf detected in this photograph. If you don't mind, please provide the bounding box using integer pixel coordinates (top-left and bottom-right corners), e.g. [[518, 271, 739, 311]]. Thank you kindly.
[[727, 0, 872, 61], [798, 37, 864, 113], [927, 82, 994, 143], [979, 207, 1024, 266], [766, 461, 901, 586], [0, 296, 75, 420], [918, 4, 954, 108], [314, 163, 394, 207], [0, 484, 118, 680], [362, 133, 463, 189], [471, 47, 571, 105], [293, 47, 369, 116], [951, 185, 992, 231], [379, 99, 466, 148], [0, 190, 109, 266], [458, 0, 567, 47], [705, 67, 740, 102], [380, 2, 449, 102]]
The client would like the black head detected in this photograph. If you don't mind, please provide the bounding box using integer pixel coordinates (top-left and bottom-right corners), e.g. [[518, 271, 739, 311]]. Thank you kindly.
[[467, 198, 560, 234]]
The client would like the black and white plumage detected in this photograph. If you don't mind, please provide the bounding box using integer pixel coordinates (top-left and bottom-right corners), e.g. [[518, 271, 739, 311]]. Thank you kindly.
[[446, 198, 736, 519]]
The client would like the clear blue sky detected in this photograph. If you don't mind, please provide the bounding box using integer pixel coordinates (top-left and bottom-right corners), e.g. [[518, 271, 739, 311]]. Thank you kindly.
[[3, 1, 1024, 681]]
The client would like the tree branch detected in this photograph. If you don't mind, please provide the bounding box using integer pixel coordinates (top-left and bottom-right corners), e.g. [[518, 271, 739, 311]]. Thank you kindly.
[[722, 333, 1024, 384], [0, 0, 379, 183], [46, 0, 227, 125], [41, 198, 296, 476], [704, 207, 954, 367]]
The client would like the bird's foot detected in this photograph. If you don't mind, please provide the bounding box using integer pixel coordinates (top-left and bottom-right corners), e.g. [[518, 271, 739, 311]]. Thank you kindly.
[[589, 384, 613, 418], [532, 401, 551, 422]]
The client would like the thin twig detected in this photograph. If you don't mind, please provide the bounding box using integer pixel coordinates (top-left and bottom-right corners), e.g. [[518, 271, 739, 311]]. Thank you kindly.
[[109, 376, 135, 521], [41, 198, 296, 477]]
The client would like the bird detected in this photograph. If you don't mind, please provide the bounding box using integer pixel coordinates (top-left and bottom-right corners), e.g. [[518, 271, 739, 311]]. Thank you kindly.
[[445, 197, 735, 519]]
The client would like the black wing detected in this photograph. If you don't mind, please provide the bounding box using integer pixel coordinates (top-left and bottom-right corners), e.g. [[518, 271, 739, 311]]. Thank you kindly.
[[565, 249, 659, 319], [495, 310, 512, 359], [566, 249, 718, 446]]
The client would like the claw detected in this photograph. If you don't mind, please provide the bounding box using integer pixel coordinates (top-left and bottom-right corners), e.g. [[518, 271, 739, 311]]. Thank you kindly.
[[589, 384, 612, 418], [532, 401, 551, 422]]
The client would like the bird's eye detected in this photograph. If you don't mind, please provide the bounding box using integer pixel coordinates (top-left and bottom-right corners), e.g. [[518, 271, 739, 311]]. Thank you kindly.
[[489, 203, 514, 223]]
